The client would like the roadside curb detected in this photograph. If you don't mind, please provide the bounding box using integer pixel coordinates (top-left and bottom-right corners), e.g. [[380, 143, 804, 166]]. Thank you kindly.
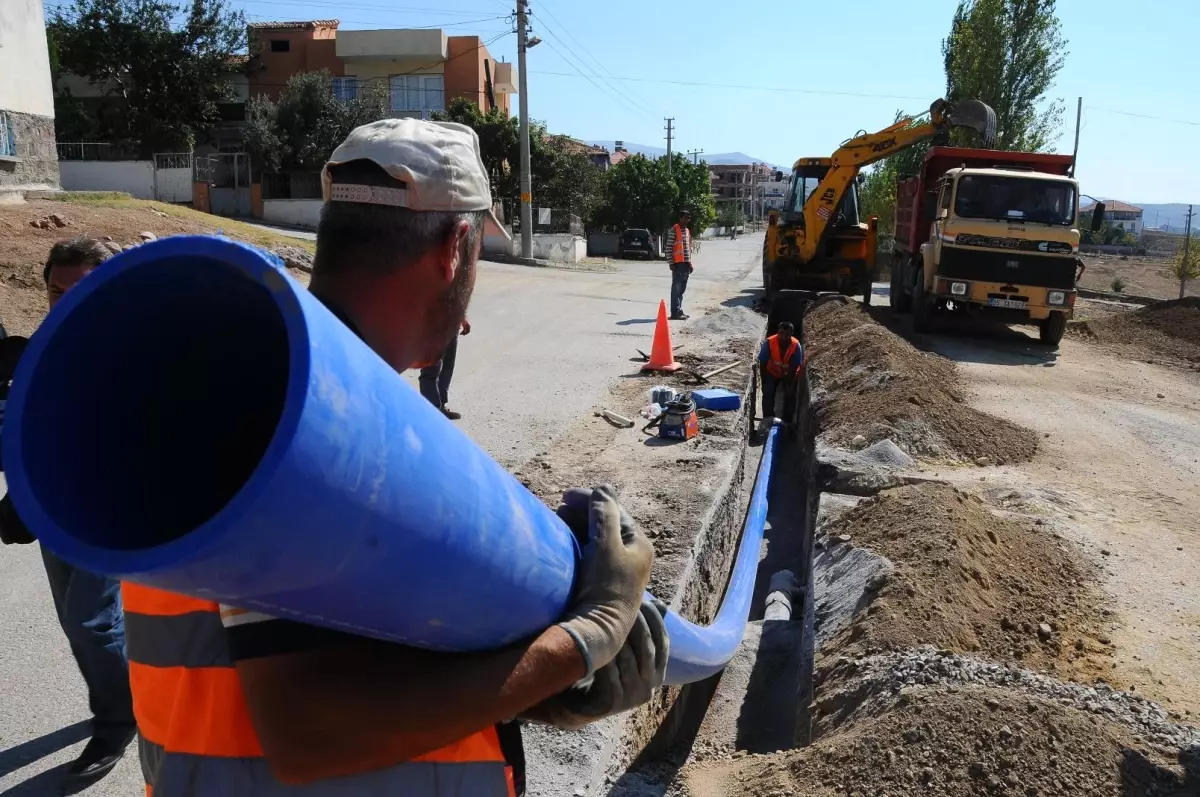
[[1077, 287, 1158, 305]]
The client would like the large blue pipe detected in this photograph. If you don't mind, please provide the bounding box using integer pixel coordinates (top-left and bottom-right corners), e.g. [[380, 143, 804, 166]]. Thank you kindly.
[[3, 236, 777, 684]]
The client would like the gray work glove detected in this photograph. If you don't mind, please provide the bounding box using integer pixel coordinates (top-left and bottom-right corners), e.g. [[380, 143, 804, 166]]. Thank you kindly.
[[524, 598, 669, 730], [555, 486, 654, 678]]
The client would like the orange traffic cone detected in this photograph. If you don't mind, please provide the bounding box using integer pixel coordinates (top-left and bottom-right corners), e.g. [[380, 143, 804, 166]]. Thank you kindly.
[[642, 299, 682, 372]]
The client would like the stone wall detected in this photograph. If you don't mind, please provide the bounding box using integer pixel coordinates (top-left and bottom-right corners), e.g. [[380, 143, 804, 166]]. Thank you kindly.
[[0, 110, 59, 191]]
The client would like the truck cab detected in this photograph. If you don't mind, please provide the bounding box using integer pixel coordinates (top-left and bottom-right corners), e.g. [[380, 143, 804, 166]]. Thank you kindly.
[[891, 148, 1098, 347]]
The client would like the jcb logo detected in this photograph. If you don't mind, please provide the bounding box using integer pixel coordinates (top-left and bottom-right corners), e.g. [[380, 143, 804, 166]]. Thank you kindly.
[[820, 188, 836, 205], [870, 137, 897, 153]]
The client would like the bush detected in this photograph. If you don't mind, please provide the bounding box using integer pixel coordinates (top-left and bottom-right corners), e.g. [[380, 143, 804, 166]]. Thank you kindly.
[[1110, 277, 1126, 293]]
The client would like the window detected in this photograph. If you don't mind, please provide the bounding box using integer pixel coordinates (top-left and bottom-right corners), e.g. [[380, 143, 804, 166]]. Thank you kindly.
[[389, 75, 444, 112], [270, 39, 290, 53], [331, 77, 358, 103], [0, 112, 14, 158], [954, 175, 1076, 227]]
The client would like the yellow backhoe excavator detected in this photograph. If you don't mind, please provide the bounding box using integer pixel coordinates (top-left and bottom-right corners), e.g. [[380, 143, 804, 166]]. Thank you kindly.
[[763, 98, 996, 306]]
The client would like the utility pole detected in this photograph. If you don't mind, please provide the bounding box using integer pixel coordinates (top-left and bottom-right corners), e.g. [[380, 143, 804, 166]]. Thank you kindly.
[[685, 148, 703, 165], [664, 118, 674, 178], [1070, 96, 1082, 176], [1180, 204, 1194, 300], [516, 0, 533, 260]]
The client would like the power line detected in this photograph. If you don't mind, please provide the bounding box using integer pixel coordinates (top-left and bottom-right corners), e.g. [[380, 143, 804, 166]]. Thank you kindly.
[[536, 37, 653, 121], [1085, 106, 1200, 128], [244, 13, 506, 29], [531, 69, 931, 101], [236, 0, 508, 16], [531, 2, 658, 117]]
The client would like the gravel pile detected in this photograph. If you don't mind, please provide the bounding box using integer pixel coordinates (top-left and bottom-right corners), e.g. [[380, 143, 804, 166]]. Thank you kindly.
[[825, 646, 1200, 754]]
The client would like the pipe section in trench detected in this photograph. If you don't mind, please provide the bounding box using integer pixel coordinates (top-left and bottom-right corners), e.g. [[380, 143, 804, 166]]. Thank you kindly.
[[2, 236, 778, 685]]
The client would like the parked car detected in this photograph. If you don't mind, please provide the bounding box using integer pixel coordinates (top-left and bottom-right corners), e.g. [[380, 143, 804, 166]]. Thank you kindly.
[[619, 228, 655, 260]]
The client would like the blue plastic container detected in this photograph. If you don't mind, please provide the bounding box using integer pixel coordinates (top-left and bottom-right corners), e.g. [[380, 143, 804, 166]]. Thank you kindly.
[[3, 236, 578, 651], [692, 387, 741, 412]]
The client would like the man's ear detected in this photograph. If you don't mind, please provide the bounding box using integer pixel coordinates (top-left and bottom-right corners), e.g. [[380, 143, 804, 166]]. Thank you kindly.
[[436, 220, 472, 284]]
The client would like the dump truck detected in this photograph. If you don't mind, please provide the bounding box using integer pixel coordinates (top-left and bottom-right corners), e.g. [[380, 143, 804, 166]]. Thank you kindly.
[[763, 98, 996, 305], [888, 147, 1103, 346]]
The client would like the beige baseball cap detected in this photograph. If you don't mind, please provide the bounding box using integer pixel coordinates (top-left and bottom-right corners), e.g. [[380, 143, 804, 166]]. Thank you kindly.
[[321, 117, 511, 241]]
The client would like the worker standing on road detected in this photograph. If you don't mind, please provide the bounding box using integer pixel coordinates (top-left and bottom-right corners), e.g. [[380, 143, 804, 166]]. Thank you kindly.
[[418, 316, 470, 419], [121, 119, 669, 797], [0, 239, 137, 786], [759, 320, 804, 422], [666, 209, 693, 320]]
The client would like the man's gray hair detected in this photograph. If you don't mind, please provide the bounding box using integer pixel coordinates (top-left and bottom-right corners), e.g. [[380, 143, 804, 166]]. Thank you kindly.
[[314, 160, 485, 277]]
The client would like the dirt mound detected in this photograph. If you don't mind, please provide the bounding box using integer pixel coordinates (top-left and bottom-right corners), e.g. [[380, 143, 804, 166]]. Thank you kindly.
[[0, 198, 313, 337], [805, 302, 1038, 463], [684, 686, 1195, 797], [818, 483, 1107, 678], [1070, 297, 1200, 366]]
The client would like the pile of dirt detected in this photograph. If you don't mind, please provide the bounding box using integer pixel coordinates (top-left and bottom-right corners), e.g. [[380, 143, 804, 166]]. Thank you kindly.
[[1071, 297, 1200, 366], [805, 301, 1038, 463], [0, 198, 314, 337], [684, 686, 1196, 797], [817, 483, 1107, 678]]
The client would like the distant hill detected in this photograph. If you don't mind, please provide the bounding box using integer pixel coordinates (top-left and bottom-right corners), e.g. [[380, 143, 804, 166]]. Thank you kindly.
[[1130, 203, 1197, 234], [585, 141, 779, 168]]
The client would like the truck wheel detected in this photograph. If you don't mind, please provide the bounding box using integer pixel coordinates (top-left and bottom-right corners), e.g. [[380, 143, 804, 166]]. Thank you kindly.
[[912, 273, 935, 333], [890, 255, 913, 314], [1040, 312, 1067, 347]]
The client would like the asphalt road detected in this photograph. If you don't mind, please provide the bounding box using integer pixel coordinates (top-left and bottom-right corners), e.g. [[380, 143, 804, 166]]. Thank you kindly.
[[0, 235, 762, 796]]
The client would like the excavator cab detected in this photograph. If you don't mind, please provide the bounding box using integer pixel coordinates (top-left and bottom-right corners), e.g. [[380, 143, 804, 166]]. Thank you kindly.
[[782, 161, 861, 230]]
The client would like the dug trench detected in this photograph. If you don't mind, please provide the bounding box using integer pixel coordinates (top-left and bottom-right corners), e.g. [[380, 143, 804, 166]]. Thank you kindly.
[[581, 300, 1199, 797]]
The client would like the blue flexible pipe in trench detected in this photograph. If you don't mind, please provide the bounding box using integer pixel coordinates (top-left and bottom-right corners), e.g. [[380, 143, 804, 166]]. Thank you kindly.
[[2, 236, 778, 686]]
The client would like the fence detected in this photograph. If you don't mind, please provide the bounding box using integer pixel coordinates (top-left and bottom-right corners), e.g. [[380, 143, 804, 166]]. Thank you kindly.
[[261, 171, 323, 201], [55, 143, 192, 203], [499, 200, 583, 236]]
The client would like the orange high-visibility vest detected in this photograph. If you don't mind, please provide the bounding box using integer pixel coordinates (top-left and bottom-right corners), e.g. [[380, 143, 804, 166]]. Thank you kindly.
[[123, 583, 519, 796], [671, 224, 689, 264], [765, 334, 800, 379]]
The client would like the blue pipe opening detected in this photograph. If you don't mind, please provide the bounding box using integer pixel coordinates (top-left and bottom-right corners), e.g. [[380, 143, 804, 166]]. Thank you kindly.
[[4, 236, 778, 684]]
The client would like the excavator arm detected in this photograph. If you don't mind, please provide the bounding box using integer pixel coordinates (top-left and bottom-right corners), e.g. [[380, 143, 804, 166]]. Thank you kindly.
[[793, 99, 995, 263]]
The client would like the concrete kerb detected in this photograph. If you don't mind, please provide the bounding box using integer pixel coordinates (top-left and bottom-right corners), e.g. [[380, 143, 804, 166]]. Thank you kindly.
[[1076, 287, 1157, 305]]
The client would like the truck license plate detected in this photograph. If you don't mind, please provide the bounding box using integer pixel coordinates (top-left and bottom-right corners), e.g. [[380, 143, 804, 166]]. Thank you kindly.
[[988, 298, 1027, 310]]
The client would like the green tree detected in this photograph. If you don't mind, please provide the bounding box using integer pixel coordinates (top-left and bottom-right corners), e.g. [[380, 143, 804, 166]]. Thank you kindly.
[[596, 154, 676, 232], [1171, 235, 1200, 284], [667, 154, 717, 234], [942, 0, 1067, 152], [243, 70, 389, 175], [537, 136, 606, 227], [48, 0, 247, 154]]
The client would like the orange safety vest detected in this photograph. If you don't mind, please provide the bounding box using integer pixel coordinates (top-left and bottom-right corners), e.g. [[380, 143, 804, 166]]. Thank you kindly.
[[765, 334, 800, 379], [123, 583, 519, 797], [671, 224, 689, 264]]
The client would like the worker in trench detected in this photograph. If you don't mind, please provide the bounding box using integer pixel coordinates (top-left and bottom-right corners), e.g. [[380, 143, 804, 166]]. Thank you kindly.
[[759, 320, 804, 423], [1, 239, 138, 786], [120, 119, 670, 797]]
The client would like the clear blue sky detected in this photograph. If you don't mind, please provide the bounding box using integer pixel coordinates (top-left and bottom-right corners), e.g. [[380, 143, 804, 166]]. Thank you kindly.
[[225, 0, 1197, 203]]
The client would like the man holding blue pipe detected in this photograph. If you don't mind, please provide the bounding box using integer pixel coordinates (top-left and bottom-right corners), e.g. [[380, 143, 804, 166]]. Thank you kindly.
[[122, 119, 669, 797]]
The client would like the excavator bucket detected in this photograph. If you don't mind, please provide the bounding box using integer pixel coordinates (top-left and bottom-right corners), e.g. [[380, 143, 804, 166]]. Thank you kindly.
[[947, 99, 997, 148]]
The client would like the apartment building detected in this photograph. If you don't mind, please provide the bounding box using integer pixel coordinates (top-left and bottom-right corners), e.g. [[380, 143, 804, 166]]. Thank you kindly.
[[0, 0, 59, 190], [709, 162, 772, 219], [247, 22, 517, 117]]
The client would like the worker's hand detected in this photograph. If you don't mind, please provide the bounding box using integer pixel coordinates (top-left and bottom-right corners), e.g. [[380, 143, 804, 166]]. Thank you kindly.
[[461, 319, 471, 336], [555, 486, 654, 677], [688, 263, 694, 274], [523, 598, 669, 730]]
